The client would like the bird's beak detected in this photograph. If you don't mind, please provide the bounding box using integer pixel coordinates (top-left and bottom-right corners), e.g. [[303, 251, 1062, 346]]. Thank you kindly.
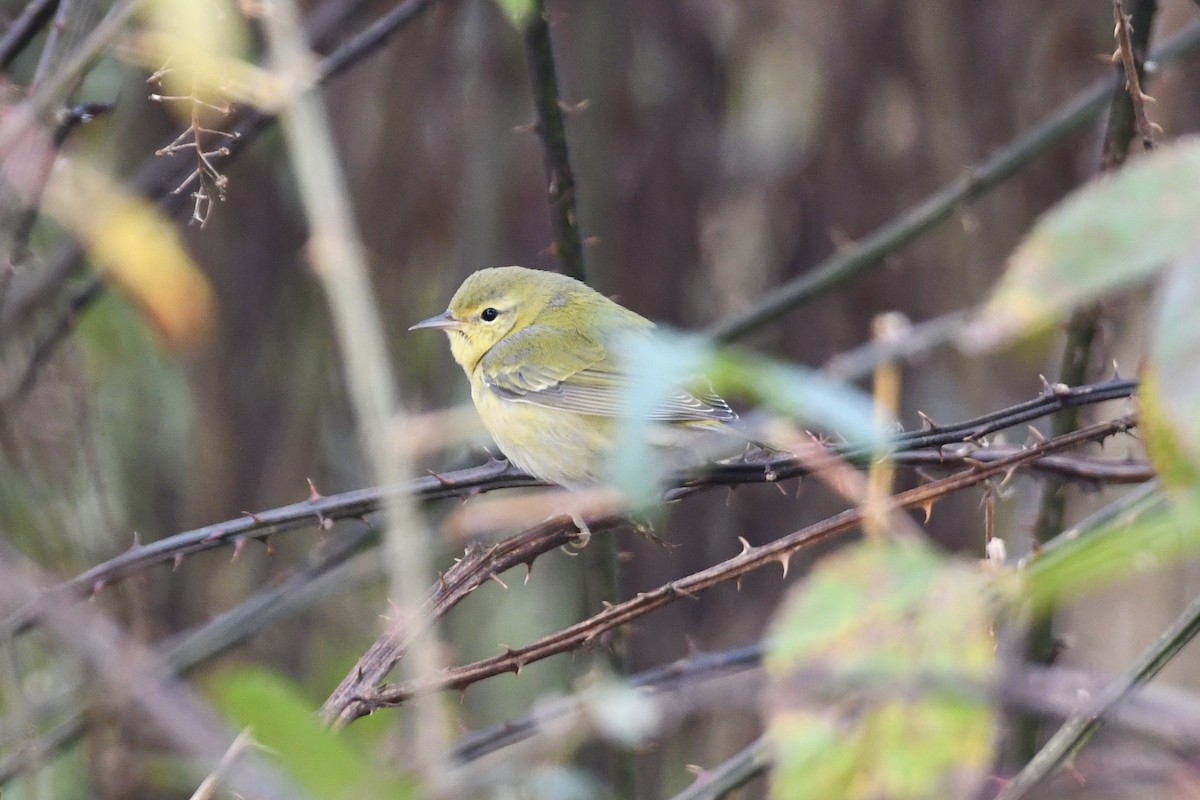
[[409, 310, 464, 332]]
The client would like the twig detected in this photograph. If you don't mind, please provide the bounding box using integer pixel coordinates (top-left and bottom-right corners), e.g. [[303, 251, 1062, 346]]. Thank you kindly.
[[995, 589, 1200, 800], [821, 309, 969, 382], [706, 16, 1200, 343], [0, 0, 137, 144], [896, 448, 1152, 484], [520, 0, 586, 282], [361, 415, 1136, 709]]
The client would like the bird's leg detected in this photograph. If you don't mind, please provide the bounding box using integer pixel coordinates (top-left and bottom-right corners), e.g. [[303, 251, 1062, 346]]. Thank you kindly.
[[569, 513, 592, 549]]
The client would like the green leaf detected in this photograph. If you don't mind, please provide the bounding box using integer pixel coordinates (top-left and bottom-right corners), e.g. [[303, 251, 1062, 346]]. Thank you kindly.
[[213, 667, 417, 800], [964, 136, 1200, 350], [1143, 258, 1200, 486], [493, 0, 536, 28], [1024, 493, 1200, 613], [764, 541, 994, 800], [610, 329, 886, 508]]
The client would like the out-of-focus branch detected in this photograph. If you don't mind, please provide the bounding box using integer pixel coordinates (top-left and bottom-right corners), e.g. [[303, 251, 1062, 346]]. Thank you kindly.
[[996, 589, 1200, 800], [0, 545, 306, 800], [707, 16, 1200, 343], [0, 0, 58, 67], [520, 0, 586, 283], [451, 645, 763, 764], [0, 522, 381, 785], [261, 0, 449, 779], [359, 415, 1135, 712]]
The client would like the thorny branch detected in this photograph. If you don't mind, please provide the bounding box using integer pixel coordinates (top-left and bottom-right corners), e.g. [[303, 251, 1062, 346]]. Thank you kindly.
[[521, 0, 587, 283], [0, 378, 1140, 643], [356, 415, 1136, 714], [1111, 0, 1158, 154]]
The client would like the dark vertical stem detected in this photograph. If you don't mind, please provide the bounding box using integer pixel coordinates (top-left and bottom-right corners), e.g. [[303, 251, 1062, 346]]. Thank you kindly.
[[520, 6, 627, 792], [522, 0, 587, 283], [1012, 0, 1157, 772]]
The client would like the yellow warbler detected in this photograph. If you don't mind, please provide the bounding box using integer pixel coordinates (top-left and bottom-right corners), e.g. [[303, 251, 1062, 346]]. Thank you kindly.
[[410, 266, 739, 488]]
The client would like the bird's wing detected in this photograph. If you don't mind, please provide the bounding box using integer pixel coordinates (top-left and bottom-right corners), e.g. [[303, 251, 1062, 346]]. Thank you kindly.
[[478, 324, 737, 424]]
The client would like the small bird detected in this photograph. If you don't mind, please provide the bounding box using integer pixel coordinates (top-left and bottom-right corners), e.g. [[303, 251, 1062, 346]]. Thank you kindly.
[[410, 266, 740, 489]]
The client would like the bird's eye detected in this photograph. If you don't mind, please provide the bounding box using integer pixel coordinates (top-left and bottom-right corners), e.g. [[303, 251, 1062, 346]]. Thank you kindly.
[[480, 307, 499, 322]]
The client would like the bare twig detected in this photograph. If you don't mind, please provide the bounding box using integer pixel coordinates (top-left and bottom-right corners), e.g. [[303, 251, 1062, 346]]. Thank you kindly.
[[452, 645, 763, 764], [360, 416, 1135, 710]]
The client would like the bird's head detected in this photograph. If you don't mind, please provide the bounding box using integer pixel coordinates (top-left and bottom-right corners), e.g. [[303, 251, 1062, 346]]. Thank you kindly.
[[410, 266, 575, 372]]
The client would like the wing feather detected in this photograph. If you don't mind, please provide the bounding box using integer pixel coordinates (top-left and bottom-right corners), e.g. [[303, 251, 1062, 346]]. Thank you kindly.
[[478, 324, 737, 424]]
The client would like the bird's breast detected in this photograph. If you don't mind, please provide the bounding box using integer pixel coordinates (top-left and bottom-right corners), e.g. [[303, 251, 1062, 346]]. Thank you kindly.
[[470, 379, 614, 489]]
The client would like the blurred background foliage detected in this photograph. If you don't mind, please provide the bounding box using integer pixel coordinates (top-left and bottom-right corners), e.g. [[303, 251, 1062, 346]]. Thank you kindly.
[[1, 0, 1200, 797]]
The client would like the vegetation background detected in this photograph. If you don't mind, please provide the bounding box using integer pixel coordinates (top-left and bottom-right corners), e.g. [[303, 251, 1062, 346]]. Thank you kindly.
[[0, 0, 1197, 797]]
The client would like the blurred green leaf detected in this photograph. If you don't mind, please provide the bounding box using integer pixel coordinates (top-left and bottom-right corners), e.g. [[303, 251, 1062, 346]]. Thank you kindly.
[[764, 541, 994, 800], [612, 329, 885, 508], [493, 0, 537, 29], [1143, 259, 1200, 487], [1024, 493, 1200, 613], [965, 136, 1200, 350], [214, 667, 417, 800]]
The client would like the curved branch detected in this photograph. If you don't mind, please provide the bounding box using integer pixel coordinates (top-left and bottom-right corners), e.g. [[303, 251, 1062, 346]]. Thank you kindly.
[[358, 415, 1135, 713]]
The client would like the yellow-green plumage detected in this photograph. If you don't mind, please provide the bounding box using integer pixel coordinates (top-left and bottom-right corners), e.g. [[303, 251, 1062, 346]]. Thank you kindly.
[[411, 266, 738, 488]]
